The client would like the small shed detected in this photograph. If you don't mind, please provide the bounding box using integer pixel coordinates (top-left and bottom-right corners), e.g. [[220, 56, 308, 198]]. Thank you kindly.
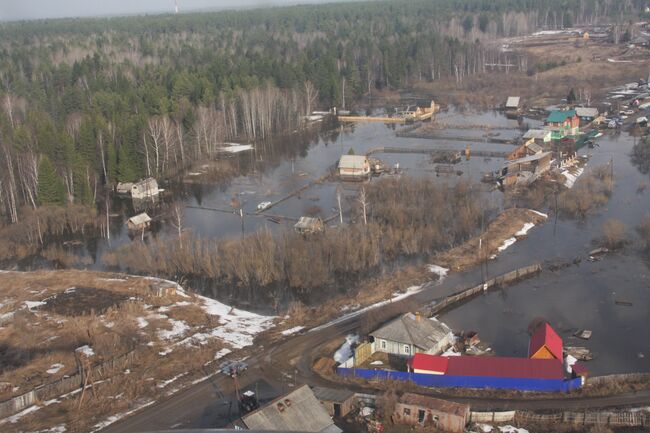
[[338, 155, 370, 180], [501, 152, 552, 178], [294, 217, 324, 234], [394, 393, 469, 433], [523, 129, 552, 145], [131, 178, 159, 200], [505, 96, 521, 110], [575, 107, 599, 122], [126, 213, 152, 231], [116, 182, 134, 195], [312, 387, 356, 418]]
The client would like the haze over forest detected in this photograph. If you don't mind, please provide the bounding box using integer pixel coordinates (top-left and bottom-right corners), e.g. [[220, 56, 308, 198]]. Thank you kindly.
[[1, 0, 349, 21]]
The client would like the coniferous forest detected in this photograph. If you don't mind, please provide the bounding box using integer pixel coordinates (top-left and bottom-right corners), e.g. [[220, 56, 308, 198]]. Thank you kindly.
[[0, 0, 645, 223]]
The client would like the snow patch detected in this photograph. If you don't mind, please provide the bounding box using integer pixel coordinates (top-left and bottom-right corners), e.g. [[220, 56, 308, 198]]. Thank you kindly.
[[46, 363, 65, 374], [310, 285, 423, 333], [25, 300, 46, 310], [281, 326, 305, 336], [35, 424, 67, 433], [334, 334, 359, 363], [75, 345, 94, 357], [0, 404, 41, 424], [499, 426, 529, 433], [157, 373, 187, 389], [136, 317, 149, 329], [370, 360, 384, 365], [158, 319, 189, 340], [428, 264, 449, 282], [529, 209, 548, 219], [215, 348, 232, 359], [90, 400, 156, 432], [515, 222, 536, 236]]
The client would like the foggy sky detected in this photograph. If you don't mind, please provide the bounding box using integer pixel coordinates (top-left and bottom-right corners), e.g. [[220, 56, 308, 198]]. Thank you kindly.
[[0, 0, 338, 21]]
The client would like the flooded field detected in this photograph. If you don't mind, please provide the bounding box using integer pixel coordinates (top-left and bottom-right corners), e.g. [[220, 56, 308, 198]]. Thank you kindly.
[[16, 107, 650, 375]]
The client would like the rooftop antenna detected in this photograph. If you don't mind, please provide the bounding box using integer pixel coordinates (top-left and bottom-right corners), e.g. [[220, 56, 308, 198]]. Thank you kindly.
[[174, 0, 179, 14]]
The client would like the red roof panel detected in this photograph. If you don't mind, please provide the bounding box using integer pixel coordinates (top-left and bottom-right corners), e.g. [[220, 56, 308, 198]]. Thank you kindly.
[[412, 353, 448, 373], [413, 354, 564, 380], [528, 323, 563, 360]]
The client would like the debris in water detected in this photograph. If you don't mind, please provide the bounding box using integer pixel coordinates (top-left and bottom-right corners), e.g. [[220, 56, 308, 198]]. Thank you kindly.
[[574, 330, 592, 340]]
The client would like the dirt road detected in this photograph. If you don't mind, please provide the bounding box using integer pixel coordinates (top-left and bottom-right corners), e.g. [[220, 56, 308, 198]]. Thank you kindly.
[[99, 272, 650, 433]]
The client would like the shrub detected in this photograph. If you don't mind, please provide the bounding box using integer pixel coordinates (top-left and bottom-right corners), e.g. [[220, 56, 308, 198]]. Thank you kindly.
[[601, 219, 627, 249]]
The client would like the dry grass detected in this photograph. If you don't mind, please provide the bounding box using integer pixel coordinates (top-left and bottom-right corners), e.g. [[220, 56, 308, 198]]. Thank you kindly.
[[434, 208, 547, 271], [0, 270, 245, 432]]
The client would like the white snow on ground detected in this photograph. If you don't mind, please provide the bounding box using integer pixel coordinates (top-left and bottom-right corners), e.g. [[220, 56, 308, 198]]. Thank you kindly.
[[607, 58, 634, 63], [497, 237, 517, 252], [428, 265, 449, 282], [499, 426, 529, 433], [90, 400, 156, 432], [370, 360, 383, 365], [136, 317, 149, 329], [281, 326, 305, 336], [0, 312, 15, 322], [476, 425, 494, 433], [441, 347, 461, 356], [562, 166, 585, 188], [215, 348, 232, 359], [34, 424, 67, 433], [25, 300, 46, 310], [46, 363, 64, 374], [158, 319, 189, 340], [310, 285, 423, 333], [64, 287, 76, 293], [532, 29, 581, 36], [157, 373, 187, 389], [99, 278, 127, 282], [195, 294, 275, 349], [75, 345, 95, 357], [334, 334, 359, 363], [515, 222, 536, 236], [360, 407, 374, 417], [530, 210, 548, 219], [0, 404, 41, 424]]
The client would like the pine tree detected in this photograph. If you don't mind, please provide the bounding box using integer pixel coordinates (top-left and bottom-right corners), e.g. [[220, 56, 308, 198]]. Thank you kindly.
[[37, 155, 67, 205]]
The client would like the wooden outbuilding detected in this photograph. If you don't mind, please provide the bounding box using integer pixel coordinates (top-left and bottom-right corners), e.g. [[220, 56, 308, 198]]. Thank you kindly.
[[126, 212, 152, 231], [338, 155, 370, 180], [294, 217, 324, 234], [131, 178, 159, 200], [312, 386, 356, 418], [394, 393, 469, 433]]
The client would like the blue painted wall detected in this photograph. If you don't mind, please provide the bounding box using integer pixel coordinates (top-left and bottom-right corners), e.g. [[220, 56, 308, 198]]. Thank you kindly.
[[337, 368, 582, 392]]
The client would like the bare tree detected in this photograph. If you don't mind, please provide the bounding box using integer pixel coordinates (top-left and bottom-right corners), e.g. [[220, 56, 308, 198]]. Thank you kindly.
[[303, 81, 319, 116], [171, 202, 185, 249], [357, 186, 368, 225]]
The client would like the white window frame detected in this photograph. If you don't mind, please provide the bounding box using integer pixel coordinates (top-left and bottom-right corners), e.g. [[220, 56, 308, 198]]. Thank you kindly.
[[380, 340, 386, 349], [404, 345, 411, 354]]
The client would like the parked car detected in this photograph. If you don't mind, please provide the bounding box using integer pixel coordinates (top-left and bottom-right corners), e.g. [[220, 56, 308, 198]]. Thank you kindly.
[[219, 360, 248, 376]]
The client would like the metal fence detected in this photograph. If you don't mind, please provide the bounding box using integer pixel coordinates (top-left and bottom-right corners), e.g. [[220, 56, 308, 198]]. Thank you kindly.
[[516, 410, 649, 427], [338, 368, 582, 393]]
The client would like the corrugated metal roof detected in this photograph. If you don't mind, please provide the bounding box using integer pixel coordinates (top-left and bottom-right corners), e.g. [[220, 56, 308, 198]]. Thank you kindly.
[[400, 393, 469, 416], [412, 354, 564, 379], [529, 322, 563, 359], [523, 129, 551, 139], [575, 107, 599, 118], [338, 155, 368, 170], [546, 110, 577, 123], [242, 385, 341, 432], [507, 151, 552, 165], [370, 313, 452, 352], [312, 387, 355, 403], [506, 97, 520, 108], [412, 353, 448, 373]]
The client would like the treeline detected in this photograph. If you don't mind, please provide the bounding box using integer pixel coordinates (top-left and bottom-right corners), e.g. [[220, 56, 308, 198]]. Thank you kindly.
[[0, 0, 644, 223], [108, 178, 484, 303]]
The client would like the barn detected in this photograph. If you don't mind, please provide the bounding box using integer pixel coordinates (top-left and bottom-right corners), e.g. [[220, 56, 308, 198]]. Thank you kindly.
[[338, 155, 370, 180]]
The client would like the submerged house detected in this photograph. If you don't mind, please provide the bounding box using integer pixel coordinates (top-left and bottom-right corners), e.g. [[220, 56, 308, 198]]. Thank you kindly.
[[241, 385, 342, 433], [575, 107, 599, 123], [338, 155, 371, 180], [505, 96, 521, 114], [500, 151, 552, 187], [523, 129, 552, 146], [294, 217, 324, 234], [545, 110, 580, 139], [370, 313, 454, 357], [126, 212, 152, 231], [130, 178, 159, 200], [394, 393, 469, 433]]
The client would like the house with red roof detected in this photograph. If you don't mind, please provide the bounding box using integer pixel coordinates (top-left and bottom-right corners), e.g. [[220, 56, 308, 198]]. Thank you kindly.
[[528, 322, 563, 360]]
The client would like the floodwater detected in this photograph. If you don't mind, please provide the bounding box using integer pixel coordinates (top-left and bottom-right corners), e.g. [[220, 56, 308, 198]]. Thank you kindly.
[[439, 129, 650, 374], [20, 106, 650, 374]]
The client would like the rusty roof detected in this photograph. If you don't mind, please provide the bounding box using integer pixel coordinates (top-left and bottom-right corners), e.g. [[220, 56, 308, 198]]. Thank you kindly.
[[400, 393, 469, 416]]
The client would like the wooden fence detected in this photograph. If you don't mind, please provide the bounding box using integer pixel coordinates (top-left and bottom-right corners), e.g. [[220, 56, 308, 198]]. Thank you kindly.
[[470, 411, 516, 423], [426, 263, 542, 316], [516, 410, 649, 427], [0, 350, 137, 418]]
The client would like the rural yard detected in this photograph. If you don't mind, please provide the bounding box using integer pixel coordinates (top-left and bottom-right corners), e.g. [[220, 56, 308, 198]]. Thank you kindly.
[[2, 1, 650, 433]]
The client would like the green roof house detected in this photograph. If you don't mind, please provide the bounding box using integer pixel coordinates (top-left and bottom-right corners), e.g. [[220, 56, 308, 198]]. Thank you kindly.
[[545, 110, 579, 139]]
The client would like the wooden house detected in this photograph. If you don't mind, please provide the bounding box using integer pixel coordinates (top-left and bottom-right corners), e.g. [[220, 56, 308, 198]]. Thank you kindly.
[[500, 152, 552, 188], [370, 313, 453, 357], [522, 129, 552, 146], [294, 217, 324, 234], [545, 110, 579, 139], [338, 155, 370, 180], [131, 178, 159, 200], [126, 212, 152, 231], [394, 393, 469, 433]]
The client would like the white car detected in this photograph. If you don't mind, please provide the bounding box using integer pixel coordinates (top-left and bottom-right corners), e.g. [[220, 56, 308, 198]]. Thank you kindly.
[[257, 201, 272, 211]]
